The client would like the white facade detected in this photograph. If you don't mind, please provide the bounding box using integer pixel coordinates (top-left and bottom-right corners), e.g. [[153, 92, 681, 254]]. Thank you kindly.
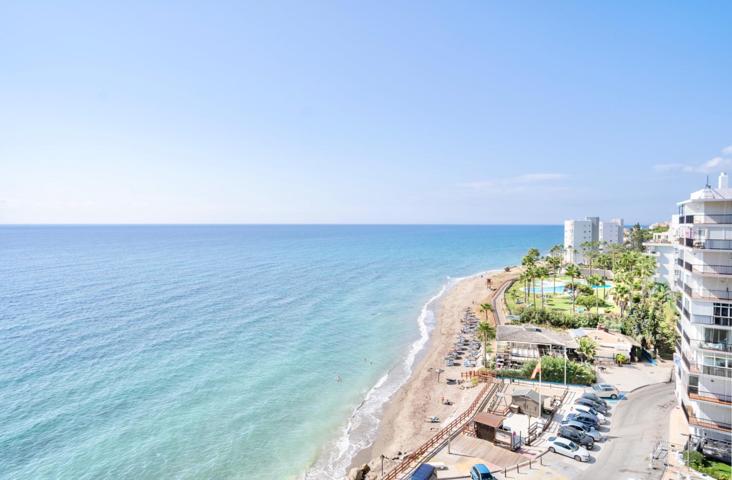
[[665, 173, 732, 457], [564, 216, 623, 264], [564, 219, 593, 264], [599, 218, 624, 245]]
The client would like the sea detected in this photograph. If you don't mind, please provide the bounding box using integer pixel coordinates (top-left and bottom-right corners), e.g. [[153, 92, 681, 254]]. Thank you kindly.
[[0, 225, 561, 480]]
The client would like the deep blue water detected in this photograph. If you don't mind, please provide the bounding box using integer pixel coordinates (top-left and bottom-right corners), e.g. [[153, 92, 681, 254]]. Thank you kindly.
[[0, 225, 561, 479]]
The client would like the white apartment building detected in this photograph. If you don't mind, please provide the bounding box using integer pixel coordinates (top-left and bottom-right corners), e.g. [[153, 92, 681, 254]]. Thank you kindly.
[[668, 172, 732, 461], [645, 218, 677, 285], [564, 216, 624, 264], [599, 218, 624, 245]]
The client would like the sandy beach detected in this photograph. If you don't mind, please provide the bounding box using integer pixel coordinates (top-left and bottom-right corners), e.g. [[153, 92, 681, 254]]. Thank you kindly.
[[349, 267, 520, 477]]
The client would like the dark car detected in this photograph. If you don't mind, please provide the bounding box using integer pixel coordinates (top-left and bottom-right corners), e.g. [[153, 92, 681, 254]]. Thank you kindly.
[[565, 412, 599, 429], [581, 392, 608, 407], [558, 425, 594, 449], [575, 397, 607, 414]]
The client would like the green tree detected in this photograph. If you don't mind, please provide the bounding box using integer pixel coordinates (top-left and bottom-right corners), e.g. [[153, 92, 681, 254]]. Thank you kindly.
[[577, 337, 598, 363], [477, 321, 496, 368], [629, 223, 645, 251], [613, 282, 631, 318], [581, 241, 600, 274]]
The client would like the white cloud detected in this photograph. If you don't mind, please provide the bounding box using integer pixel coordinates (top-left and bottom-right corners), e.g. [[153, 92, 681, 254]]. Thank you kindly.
[[655, 145, 732, 174]]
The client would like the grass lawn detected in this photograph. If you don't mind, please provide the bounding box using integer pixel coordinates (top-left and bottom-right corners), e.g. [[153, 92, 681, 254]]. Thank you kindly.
[[506, 275, 620, 316], [693, 459, 731, 480]]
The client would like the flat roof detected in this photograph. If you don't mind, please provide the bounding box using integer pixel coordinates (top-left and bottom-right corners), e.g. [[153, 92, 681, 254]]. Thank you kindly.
[[497, 324, 578, 349], [474, 412, 505, 428]]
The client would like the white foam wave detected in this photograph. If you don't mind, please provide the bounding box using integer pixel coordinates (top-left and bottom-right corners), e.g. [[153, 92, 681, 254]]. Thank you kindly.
[[303, 270, 497, 480]]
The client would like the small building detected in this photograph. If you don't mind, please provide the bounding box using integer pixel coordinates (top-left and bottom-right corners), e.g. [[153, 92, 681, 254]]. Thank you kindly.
[[473, 412, 506, 442], [511, 388, 543, 417], [496, 324, 578, 369]]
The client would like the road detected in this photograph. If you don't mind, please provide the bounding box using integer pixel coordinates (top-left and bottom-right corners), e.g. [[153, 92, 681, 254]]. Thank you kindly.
[[491, 278, 514, 326], [541, 381, 676, 480]]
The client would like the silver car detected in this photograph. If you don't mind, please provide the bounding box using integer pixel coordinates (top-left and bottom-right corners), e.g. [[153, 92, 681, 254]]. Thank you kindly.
[[591, 383, 620, 400]]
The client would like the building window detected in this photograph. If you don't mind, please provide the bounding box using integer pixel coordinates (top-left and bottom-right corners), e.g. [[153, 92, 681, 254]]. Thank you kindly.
[[712, 303, 732, 326], [704, 328, 730, 345]]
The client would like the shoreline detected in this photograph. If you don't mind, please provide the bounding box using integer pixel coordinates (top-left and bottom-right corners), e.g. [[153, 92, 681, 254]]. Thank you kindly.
[[347, 267, 519, 478]]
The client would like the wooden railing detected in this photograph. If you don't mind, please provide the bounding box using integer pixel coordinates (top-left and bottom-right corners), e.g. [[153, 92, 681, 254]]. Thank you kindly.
[[686, 407, 732, 433], [381, 377, 499, 480]]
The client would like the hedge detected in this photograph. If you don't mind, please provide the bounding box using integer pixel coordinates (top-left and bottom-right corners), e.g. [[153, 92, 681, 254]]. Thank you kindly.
[[496, 356, 596, 385]]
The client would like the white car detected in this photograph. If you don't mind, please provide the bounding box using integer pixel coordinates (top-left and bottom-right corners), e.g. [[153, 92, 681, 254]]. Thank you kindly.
[[572, 405, 607, 424], [591, 383, 620, 400], [546, 436, 591, 462]]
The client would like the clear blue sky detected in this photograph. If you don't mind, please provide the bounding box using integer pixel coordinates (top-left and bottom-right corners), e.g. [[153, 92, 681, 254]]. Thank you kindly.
[[1, 1, 731, 224]]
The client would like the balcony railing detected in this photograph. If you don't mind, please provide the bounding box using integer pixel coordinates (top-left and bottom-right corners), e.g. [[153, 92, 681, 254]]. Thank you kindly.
[[685, 407, 732, 432], [692, 264, 732, 275], [691, 314, 732, 327], [683, 307, 690, 319], [694, 214, 732, 225], [701, 365, 732, 378], [692, 340, 732, 353], [688, 387, 732, 405], [678, 238, 732, 250], [693, 289, 732, 300]]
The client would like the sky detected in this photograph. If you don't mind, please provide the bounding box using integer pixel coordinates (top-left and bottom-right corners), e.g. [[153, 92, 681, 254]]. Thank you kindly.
[[1, 1, 731, 224]]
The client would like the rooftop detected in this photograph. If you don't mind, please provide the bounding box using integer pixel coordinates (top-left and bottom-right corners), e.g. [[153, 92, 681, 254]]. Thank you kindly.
[[497, 324, 578, 349]]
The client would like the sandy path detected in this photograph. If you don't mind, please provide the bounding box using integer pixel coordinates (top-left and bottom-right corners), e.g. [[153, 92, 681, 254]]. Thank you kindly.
[[349, 268, 520, 477]]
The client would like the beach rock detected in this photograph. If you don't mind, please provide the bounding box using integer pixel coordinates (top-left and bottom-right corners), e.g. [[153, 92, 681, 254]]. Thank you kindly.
[[348, 464, 370, 480]]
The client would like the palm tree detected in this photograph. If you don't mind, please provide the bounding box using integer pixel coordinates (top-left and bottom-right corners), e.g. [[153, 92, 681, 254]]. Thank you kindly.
[[565, 264, 581, 313], [613, 282, 631, 318], [549, 244, 564, 262], [577, 337, 597, 363], [519, 271, 530, 303], [547, 256, 562, 297], [477, 321, 496, 368], [581, 241, 600, 275], [479, 303, 493, 322], [535, 265, 549, 310], [587, 274, 603, 315]]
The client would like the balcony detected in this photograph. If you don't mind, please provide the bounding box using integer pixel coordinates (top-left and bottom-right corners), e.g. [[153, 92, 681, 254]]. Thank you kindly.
[[688, 387, 732, 405], [692, 314, 732, 327], [692, 289, 732, 301], [685, 406, 732, 433], [692, 264, 732, 275], [678, 238, 732, 250], [701, 364, 732, 378], [693, 214, 732, 225], [692, 340, 732, 354]]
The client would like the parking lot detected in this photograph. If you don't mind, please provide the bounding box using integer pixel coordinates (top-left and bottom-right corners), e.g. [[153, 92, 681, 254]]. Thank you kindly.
[[511, 381, 676, 480]]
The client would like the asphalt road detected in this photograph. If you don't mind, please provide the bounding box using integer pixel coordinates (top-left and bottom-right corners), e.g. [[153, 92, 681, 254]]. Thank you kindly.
[[546, 381, 676, 480]]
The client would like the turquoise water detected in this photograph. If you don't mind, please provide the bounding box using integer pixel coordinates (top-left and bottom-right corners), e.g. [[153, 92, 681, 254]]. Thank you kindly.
[[0, 225, 561, 480]]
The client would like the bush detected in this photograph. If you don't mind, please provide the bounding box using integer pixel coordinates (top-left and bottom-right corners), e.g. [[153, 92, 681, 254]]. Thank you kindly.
[[615, 353, 627, 365], [496, 356, 597, 385], [517, 308, 601, 329], [576, 294, 608, 310]]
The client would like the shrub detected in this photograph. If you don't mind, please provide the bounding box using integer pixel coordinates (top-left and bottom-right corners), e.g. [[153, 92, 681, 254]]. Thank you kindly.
[[576, 294, 608, 310], [615, 353, 627, 364], [517, 308, 601, 329], [496, 356, 596, 385]]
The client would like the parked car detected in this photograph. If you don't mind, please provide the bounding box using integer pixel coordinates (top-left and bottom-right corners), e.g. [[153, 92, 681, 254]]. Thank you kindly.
[[572, 405, 607, 424], [411, 464, 437, 480], [564, 412, 599, 429], [558, 426, 594, 449], [575, 396, 607, 413], [470, 463, 496, 480], [546, 436, 591, 462], [560, 419, 603, 442], [591, 383, 620, 400], [581, 391, 608, 407]]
